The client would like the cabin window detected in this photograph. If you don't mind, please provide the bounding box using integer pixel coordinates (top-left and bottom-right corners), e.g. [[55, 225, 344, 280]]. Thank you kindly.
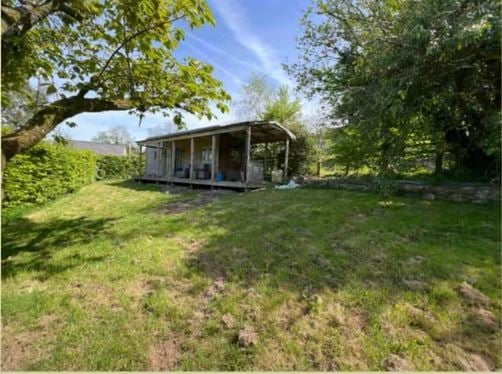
[[201, 147, 212, 162], [153, 150, 157, 160]]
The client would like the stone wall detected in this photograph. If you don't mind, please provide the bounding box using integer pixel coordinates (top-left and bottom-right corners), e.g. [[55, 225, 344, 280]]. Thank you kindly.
[[302, 178, 500, 204]]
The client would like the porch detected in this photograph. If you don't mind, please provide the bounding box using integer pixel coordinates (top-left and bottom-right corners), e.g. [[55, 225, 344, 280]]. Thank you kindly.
[[136, 121, 295, 190]]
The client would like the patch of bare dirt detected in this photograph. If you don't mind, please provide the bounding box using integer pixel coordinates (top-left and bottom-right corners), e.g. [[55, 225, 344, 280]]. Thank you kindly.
[[161, 188, 236, 214], [468, 308, 498, 331], [276, 300, 305, 331], [403, 279, 428, 291], [202, 277, 225, 301], [445, 344, 494, 371], [70, 282, 122, 310], [172, 237, 207, 253], [125, 279, 152, 300], [326, 303, 366, 331], [382, 354, 412, 371], [407, 255, 425, 266], [457, 282, 490, 306], [402, 303, 435, 323], [148, 338, 179, 371], [222, 314, 236, 329], [237, 325, 258, 347], [37, 314, 60, 328], [1, 323, 54, 371]]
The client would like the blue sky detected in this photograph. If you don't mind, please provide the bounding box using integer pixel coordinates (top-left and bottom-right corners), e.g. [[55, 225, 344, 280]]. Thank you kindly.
[[61, 0, 313, 143]]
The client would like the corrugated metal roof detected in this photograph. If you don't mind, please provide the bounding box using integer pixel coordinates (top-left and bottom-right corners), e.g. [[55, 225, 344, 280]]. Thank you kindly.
[[137, 120, 296, 144]]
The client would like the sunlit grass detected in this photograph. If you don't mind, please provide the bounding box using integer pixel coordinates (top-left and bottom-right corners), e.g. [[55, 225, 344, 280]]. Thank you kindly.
[[2, 180, 500, 370]]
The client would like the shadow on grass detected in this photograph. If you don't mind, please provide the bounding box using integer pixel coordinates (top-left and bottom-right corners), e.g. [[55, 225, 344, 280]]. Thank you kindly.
[[2, 216, 115, 279], [181, 190, 500, 297]]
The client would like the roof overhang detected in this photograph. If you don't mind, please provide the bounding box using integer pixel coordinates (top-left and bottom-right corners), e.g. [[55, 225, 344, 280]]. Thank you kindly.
[[137, 120, 296, 145]]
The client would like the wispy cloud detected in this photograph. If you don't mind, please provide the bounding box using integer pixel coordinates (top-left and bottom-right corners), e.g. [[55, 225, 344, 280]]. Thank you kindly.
[[187, 33, 264, 74], [210, 0, 291, 87], [184, 41, 245, 87]]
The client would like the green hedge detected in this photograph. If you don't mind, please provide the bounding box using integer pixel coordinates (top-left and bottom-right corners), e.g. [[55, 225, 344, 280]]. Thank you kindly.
[[95, 154, 140, 180], [3, 142, 96, 207]]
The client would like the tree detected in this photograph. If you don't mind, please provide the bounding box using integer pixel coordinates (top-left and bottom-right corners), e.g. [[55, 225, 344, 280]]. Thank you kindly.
[[261, 86, 313, 176], [147, 121, 177, 137], [304, 110, 332, 176], [91, 126, 133, 145], [1, 0, 230, 171], [234, 73, 274, 120], [234, 74, 314, 176], [2, 83, 48, 132], [288, 0, 501, 179]]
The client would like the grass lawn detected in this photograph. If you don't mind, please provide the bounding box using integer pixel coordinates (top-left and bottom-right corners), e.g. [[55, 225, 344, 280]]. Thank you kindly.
[[2, 180, 500, 370]]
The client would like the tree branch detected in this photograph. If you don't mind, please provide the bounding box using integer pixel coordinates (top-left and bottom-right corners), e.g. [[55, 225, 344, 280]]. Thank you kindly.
[[1, 1, 83, 40], [2, 95, 133, 161], [85, 14, 185, 94]]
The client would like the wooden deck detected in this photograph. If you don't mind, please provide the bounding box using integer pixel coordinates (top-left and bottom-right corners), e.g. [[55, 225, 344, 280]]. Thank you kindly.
[[134, 175, 265, 190]]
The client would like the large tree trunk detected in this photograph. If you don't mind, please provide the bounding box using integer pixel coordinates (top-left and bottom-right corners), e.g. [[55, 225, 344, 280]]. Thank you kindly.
[[1, 95, 133, 165]]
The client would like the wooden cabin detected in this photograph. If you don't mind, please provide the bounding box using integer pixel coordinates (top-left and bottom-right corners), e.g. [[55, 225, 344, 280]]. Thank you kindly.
[[135, 120, 295, 190]]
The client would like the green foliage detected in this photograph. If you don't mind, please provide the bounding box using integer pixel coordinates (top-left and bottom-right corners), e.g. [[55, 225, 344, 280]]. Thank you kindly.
[[330, 126, 378, 174], [96, 155, 140, 180], [3, 142, 96, 206], [289, 0, 501, 180], [91, 126, 134, 146], [261, 86, 314, 176], [234, 73, 274, 119], [2, 0, 230, 134], [236, 75, 314, 176]]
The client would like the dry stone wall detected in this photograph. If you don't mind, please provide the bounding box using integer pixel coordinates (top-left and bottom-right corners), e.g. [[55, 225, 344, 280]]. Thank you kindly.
[[302, 178, 500, 204]]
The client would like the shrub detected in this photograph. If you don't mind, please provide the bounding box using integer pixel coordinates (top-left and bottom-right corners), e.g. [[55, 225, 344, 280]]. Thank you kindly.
[[3, 142, 96, 207], [95, 154, 140, 180]]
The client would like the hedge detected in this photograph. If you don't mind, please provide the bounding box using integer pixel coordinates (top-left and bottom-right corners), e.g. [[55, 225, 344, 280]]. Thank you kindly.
[[95, 154, 140, 180], [3, 142, 96, 207]]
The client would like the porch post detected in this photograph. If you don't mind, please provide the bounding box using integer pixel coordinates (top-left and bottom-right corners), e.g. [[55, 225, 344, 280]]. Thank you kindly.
[[264, 143, 268, 180], [245, 125, 251, 183], [211, 135, 216, 182], [171, 140, 176, 178], [215, 135, 220, 175], [139, 145, 143, 176], [157, 142, 162, 178], [190, 137, 195, 180], [283, 138, 289, 182]]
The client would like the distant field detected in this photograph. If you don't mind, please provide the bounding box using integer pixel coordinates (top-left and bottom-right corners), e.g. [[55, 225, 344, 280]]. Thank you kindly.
[[2, 180, 500, 370]]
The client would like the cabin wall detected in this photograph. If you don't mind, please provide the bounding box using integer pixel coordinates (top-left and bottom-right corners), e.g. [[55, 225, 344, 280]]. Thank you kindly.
[[141, 126, 286, 184], [145, 144, 170, 178], [218, 133, 245, 181]]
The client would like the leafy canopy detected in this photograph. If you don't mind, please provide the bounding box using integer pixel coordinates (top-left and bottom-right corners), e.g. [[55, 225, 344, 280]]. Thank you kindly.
[[2, 0, 230, 126], [288, 0, 501, 177]]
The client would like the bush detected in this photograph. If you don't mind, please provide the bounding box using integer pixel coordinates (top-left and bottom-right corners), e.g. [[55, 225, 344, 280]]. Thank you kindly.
[[3, 142, 96, 207], [95, 154, 140, 180]]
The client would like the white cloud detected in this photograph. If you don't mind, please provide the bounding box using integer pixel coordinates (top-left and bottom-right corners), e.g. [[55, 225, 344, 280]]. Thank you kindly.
[[210, 0, 292, 87]]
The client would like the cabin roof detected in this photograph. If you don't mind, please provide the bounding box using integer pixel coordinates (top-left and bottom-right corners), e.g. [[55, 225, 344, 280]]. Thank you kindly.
[[137, 120, 295, 145]]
